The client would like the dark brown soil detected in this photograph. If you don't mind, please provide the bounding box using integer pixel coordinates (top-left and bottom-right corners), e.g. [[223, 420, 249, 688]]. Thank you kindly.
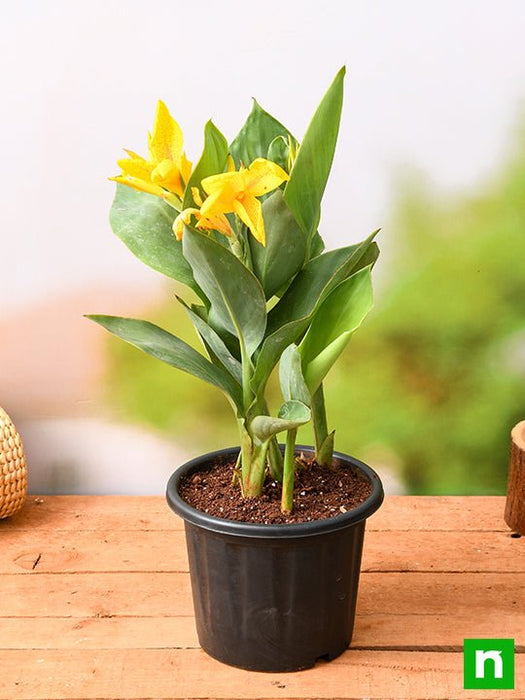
[[178, 455, 372, 525]]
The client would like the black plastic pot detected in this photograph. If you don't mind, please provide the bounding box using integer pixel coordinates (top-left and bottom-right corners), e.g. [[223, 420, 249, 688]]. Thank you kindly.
[[166, 446, 383, 672]]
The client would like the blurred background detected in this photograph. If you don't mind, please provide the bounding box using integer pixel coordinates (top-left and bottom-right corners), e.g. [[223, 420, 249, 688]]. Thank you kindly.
[[2, 0, 524, 495]]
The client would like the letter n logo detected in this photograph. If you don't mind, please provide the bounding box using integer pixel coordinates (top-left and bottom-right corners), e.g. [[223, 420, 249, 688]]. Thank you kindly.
[[464, 639, 514, 689]]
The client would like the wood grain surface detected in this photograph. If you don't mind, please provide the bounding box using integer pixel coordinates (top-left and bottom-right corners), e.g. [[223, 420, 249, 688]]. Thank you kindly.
[[0, 495, 522, 700], [506, 420, 525, 534]]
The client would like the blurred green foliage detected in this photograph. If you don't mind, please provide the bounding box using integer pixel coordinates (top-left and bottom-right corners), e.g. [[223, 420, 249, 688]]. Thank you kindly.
[[105, 134, 525, 494]]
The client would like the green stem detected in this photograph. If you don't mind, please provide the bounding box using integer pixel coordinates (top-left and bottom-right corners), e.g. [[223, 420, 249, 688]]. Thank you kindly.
[[243, 440, 270, 497], [281, 428, 297, 513], [312, 383, 328, 456], [239, 337, 254, 417], [242, 230, 254, 272], [239, 422, 253, 497], [231, 449, 242, 488]]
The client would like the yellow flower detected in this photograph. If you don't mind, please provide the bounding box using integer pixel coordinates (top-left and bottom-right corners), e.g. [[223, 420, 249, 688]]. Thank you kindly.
[[199, 158, 289, 245], [110, 100, 192, 200], [173, 201, 233, 241]]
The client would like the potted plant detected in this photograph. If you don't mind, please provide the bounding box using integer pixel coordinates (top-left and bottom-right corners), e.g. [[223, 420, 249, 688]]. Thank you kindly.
[[89, 67, 384, 672]]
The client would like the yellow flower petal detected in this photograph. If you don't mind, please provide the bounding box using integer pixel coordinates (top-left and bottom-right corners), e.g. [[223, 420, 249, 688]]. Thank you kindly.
[[201, 169, 240, 195], [244, 158, 289, 197], [151, 159, 183, 196], [173, 208, 200, 240], [117, 155, 153, 181], [191, 187, 203, 207], [109, 175, 166, 199], [173, 206, 233, 240], [181, 152, 192, 185], [123, 149, 145, 160], [198, 213, 233, 237], [148, 100, 184, 164], [233, 195, 265, 245], [199, 183, 237, 218]]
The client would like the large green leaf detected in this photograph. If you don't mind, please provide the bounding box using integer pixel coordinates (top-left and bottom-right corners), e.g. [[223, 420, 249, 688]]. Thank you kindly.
[[283, 67, 345, 241], [182, 227, 267, 357], [250, 400, 311, 443], [267, 232, 379, 334], [178, 297, 242, 384], [109, 185, 198, 293], [300, 266, 374, 392], [279, 344, 310, 405], [87, 315, 243, 409], [230, 99, 296, 168], [248, 190, 306, 299], [183, 121, 228, 209]]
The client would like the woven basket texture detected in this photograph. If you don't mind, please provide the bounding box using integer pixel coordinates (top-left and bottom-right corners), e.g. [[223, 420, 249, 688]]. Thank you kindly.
[[0, 407, 27, 518]]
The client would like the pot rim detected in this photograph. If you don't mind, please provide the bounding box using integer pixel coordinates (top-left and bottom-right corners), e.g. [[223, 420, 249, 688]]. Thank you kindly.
[[166, 444, 384, 539]]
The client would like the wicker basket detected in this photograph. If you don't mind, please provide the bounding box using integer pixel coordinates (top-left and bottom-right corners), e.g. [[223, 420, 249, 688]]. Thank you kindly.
[[0, 407, 27, 518]]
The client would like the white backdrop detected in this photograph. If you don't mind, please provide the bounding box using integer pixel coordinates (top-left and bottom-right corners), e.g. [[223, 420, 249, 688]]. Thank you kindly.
[[2, 0, 525, 314]]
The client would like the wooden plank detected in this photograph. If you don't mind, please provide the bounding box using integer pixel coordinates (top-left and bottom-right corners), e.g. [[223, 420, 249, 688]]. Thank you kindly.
[[0, 607, 522, 652], [363, 528, 525, 573], [0, 572, 523, 646], [0, 496, 177, 532], [0, 616, 199, 650], [0, 572, 191, 617], [2, 648, 523, 700], [371, 495, 507, 532], [1, 529, 189, 574], [1, 528, 523, 575], [0, 496, 507, 532], [0, 530, 189, 574]]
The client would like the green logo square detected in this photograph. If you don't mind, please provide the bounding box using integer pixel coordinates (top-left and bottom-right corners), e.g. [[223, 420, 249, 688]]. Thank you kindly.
[[464, 639, 515, 689]]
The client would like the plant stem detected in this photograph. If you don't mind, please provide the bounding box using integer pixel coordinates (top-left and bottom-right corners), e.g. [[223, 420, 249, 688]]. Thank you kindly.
[[231, 449, 242, 487], [281, 428, 297, 513], [239, 422, 253, 497], [312, 383, 335, 467], [243, 440, 270, 497], [311, 383, 328, 458]]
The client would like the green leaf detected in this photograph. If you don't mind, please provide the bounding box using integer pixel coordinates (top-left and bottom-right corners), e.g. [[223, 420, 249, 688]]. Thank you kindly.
[[178, 297, 242, 384], [230, 100, 296, 168], [267, 231, 379, 334], [109, 185, 199, 293], [284, 67, 345, 241], [317, 430, 335, 466], [251, 234, 378, 393], [251, 317, 310, 395], [300, 266, 374, 392], [248, 190, 306, 299], [182, 227, 267, 357], [87, 315, 243, 410], [267, 135, 290, 172], [250, 400, 311, 443], [279, 344, 310, 405], [183, 121, 228, 209], [310, 231, 325, 258]]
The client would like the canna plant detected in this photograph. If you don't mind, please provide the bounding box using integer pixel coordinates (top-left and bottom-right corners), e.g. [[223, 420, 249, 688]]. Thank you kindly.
[[89, 67, 379, 514]]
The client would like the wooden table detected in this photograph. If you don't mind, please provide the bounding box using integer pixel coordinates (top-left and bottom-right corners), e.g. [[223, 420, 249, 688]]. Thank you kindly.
[[1, 496, 523, 699]]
